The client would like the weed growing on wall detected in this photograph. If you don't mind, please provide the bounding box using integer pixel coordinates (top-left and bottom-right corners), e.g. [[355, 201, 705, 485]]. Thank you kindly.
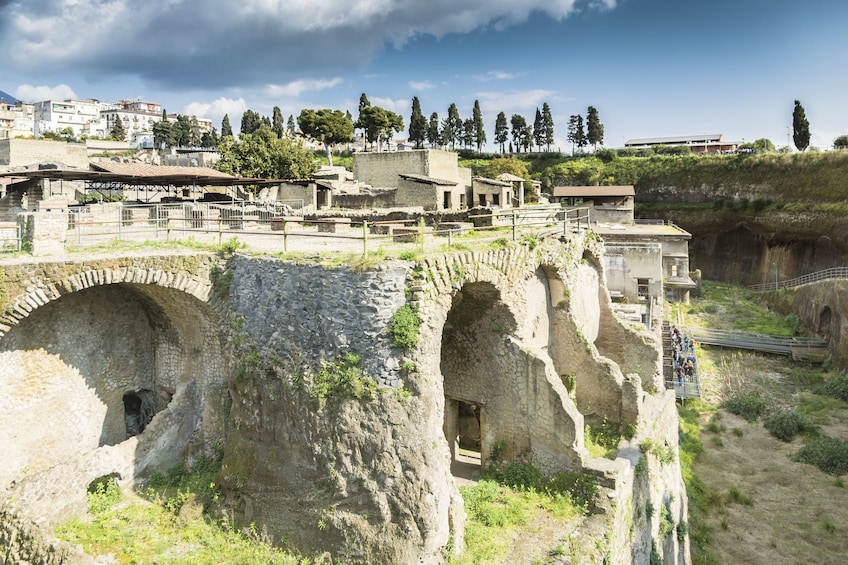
[[312, 351, 376, 404], [389, 304, 421, 351]]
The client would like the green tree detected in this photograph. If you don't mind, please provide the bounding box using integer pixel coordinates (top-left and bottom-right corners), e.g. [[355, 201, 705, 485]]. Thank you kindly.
[[200, 128, 219, 147], [494, 112, 508, 154], [444, 103, 461, 149], [542, 102, 554, 151], [152, 116, 173, 150], [240, 109, 262, 135], [427, 112, 440, 148], [567, 114, 586, 155], [272, 106, 284, 138], [586, 106, 604, 150], [834, 134, 848, 150], [355, 93, 371, 148], [521, 124, 533, 153], [462, 118, 475, 149], [189, 116, 202, 146], [409, 96, 427, 148], [287, 115, 296, 135], [472, 100, 486, 153], [480, 156, 529, 179], [215, 124, 317, 182], [221, 114, 233, 137], [792, 100, 810, 152], [109, 116, 126, 141], [297, 108, 354, 166], [533, 108, 544, 150], [510, 114, 527, 154], [172, 115, 192, 147]]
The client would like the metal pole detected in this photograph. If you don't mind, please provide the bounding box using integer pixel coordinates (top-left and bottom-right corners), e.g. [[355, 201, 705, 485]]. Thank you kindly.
[[512, 209, 516, 241], [283, 219, 288, 253], [362, 220, 368, 257]]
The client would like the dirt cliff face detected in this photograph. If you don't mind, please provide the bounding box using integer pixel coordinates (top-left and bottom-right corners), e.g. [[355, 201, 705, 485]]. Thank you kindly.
[[641, 208, 848, 286]]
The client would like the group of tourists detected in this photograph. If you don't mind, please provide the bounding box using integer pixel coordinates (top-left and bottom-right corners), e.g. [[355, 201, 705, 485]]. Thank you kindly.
[[670, 326, 697, 386]]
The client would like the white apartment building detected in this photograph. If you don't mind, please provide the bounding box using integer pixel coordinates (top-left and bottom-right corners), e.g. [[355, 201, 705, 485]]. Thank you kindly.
[[0, 102, 35, 140], [33, 98, 108, 138]]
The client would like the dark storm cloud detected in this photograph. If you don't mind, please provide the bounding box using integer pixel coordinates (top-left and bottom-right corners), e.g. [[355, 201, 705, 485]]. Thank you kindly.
[[0, 0, 612, 90]]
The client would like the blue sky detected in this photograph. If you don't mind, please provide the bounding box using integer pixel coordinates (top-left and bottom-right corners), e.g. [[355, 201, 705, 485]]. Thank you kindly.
[[1, 0, 846, 151]]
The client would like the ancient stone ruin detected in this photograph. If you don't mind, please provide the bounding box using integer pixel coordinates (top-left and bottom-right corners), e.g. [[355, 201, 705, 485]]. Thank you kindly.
[[0, 235, 690, 563]]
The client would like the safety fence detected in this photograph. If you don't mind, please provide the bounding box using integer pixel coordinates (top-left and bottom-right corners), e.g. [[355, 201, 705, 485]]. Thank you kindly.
[[60, 203, 592, 254], [748, 267, 848, 292]]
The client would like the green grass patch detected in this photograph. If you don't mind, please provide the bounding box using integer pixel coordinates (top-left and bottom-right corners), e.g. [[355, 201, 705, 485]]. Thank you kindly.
[[56, 456, 303, 564], [815, 371, 848, 402], [312, 351, 376, 404], [585, 420, 622, 460], [388, 303, 421, 351], [451, 463, 593, 564]]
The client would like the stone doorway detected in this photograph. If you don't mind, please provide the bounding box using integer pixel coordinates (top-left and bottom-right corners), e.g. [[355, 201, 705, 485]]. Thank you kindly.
[[444, 398, 483, 481]]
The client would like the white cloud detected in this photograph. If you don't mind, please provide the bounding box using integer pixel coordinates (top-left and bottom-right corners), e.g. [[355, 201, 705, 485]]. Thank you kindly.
[[409, 81, 435, 91], [263, 78, 344, 99], [476, 89, 556, 111], [15, 83, 77, 102], [183, 97, 248, 127], [370, 97, 410, 114], [475, 71, 519, 81]]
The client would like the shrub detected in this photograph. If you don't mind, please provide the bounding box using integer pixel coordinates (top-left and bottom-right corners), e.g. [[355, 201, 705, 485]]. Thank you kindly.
[[313, 352, 376, 403], [388, 304, 421, 351], [792, 435, 848, 475], [816, 372, 848, 402], [763, 410, 812, 442], [87, 476, 122, 515], [723, 392, 768, 422]]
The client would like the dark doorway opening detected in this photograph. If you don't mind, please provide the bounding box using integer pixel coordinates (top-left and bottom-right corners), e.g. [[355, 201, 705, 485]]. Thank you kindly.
[[123, 390, 157, 437], [444, 398, 482, 481]]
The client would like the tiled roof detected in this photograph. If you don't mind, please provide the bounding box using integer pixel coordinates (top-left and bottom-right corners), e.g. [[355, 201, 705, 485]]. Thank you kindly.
[[552, 185, 635, 197]]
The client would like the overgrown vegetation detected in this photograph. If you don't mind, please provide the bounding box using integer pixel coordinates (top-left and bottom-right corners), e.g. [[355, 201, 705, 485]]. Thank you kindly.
[[388, 303, 421, 351], [450, 461, 598, 563], [763, 410, 813, 442], [56, 455, 304, 563], [722, 391, 768, 422], [585, 420, 623, 459], [312, 351, 376, 404], [792, 436, 848, 476]]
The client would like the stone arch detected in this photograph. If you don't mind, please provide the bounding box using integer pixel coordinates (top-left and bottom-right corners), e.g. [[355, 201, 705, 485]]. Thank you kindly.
[[0, 264, 214, 340], [435, 257, 585, 475], [0, 264, 228, 525]]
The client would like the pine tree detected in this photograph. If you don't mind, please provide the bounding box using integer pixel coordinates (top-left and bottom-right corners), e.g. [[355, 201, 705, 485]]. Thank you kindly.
[[792, 100, 810, 152], [427, 112, 440, 148], [494, 112, 508, 154], [272, 106, 284, 138], [510, 114, 527, 154], [533, 108, 544, 151], [221, 114, 233, 137], [110, 115, 126, 141], [409, 96, 427, 148], [567, 114, 586, 155], [586, 106, 604, 150], [287, 115, 295, 135], [240, 109, 261, 135], [445, 103, 461, 149], [542, 103, 554, 151], [472, 100, 486, 153]]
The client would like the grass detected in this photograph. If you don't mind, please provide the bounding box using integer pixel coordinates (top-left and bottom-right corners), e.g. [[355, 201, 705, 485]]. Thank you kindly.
[[55, 456, 306, 564], [585, 420, 622, 460], [449, 462, 597, 564], [674, 279, 848, 565]]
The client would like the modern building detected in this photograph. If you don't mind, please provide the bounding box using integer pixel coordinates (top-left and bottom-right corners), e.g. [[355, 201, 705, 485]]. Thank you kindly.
[[624, 134, 740, 154], [553, 185, 696, 307], [33, 99, 108, 139]]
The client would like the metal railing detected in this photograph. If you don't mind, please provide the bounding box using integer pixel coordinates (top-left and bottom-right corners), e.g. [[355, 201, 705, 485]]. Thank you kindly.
[[691, 328, 827, 356], [60, 203, 592, 254], [748, 267, 848, 292]]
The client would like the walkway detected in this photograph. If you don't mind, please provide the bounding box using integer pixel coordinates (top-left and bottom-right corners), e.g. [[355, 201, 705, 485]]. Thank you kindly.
[[662, 322, 702, 400], [690, 328, 828, 361], [748, 267, 848, 292]]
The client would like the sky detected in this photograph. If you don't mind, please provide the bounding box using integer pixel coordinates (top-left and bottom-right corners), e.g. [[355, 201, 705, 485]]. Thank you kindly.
[[1, 0, 847, 151]]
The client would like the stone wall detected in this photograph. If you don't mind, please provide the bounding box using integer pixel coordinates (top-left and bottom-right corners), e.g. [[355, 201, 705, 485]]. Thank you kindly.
[[792, 280, 848, 366], [0, 139, 89, 169]]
